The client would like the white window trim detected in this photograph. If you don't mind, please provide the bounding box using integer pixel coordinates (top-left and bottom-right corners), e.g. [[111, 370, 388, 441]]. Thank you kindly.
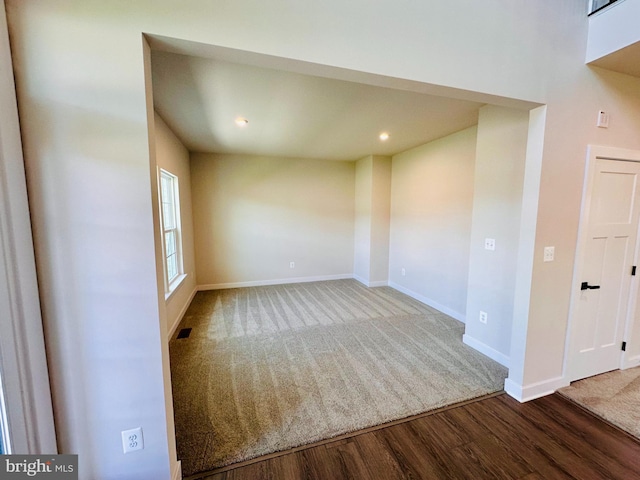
[[165, 273, 187, 301], [158, 169, 184, 296], [589, 0, 618, 15]]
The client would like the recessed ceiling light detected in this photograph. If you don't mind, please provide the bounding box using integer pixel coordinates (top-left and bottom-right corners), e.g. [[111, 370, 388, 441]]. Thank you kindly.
[[235, 117, 249, 127], [379, 132, 390, 141]]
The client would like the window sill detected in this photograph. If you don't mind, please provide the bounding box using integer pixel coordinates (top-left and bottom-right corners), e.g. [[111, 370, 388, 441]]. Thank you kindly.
[[165, 274, 187, 301]]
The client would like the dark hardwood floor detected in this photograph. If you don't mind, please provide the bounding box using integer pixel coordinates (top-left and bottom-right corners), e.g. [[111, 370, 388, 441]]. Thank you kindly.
[[191, 393, 640, 480]]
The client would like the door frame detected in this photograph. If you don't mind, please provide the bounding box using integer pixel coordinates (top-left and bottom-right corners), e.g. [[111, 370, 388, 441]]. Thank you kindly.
[[565, 145, 640, 382]]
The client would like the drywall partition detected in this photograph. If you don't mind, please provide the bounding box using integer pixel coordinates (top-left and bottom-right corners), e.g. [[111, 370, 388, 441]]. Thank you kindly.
[[464, 105, 530, 367], [354, 156, 373, 283], [389, 127, 477, 322], [516, 68, 640, 401], [586, 0, 640, 63], [369, 156, 392, 285], [0, 0, 56, 453], [153, 112, 197, 339], [6, 0, 640, 477], [144, 43, 177, 480], [6, 10, 173, 477], [505, 106, 546, 400], [354, 155, 391, 287], [191, 153, 355, 288], [628, 264, 640, 366]]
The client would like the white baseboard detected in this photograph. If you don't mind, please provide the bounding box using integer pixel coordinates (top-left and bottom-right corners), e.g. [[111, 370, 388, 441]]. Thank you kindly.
[[353, 275, 388, 287], [463, 334, 509, 367], [353, 274, 368, 286], [167, 287, 198, 340], [504, 376, 569, 403], [171, 460, 182, 480], [623, 354, 640, 370], [388, 282, 466, 323], [198, 274, 353, 291]]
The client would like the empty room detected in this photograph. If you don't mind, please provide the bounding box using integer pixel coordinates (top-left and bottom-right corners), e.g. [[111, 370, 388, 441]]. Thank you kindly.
[[149, 47, 536, 476]]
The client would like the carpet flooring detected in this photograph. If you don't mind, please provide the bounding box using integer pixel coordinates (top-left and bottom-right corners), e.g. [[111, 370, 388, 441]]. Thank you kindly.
[[169, 279, 508, 477], [558, 366, 640, 439]]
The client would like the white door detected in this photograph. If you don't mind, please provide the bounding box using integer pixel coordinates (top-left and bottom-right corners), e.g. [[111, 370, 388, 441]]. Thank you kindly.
[[568, 148, 640, 382]]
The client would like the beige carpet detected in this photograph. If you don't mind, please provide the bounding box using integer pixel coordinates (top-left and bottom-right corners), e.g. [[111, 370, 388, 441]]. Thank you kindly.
[[170, 279, 507, 476], [558, 367, 640, 438]]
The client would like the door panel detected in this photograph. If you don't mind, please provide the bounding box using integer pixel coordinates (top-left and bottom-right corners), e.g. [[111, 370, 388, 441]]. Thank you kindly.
[[593, 171, 636, 224], [570, 158, 640, 381]]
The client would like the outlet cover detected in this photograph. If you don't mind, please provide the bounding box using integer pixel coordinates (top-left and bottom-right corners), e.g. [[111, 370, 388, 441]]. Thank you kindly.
[[484, 238, 496, 251], [597, 110, 609, 128], [122, 427, 144, 454], [543, 246, 555, 262], [479, 311, 488, 324]]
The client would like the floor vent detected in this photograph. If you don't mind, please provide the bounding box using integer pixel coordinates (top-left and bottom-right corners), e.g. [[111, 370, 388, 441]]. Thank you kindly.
[[177, 328, 192, 339]]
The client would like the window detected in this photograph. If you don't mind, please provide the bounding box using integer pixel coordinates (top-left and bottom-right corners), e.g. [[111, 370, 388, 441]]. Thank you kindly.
[[589, 0, 618, 15], [159, 169, 183, 293]]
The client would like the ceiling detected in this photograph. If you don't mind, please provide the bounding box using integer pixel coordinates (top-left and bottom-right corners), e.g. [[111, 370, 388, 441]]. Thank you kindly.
[[150, 50, 486, 161], [590, 41, 640, 79]]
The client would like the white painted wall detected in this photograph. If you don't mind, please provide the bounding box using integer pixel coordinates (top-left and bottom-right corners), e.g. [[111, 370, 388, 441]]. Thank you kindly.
[[153, 113, 196, 338], [6, 6, 172, 477], [464, 106, 530, 367], [6, 0, 640, 476], [389, 127, 477, 322], [0, 0, 56, 453], [586, 0, 640, 62], [191, 153, 355, 288]]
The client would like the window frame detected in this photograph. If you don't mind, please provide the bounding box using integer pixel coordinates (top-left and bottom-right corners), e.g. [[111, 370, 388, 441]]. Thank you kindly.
[[588, 0, 618, 15], [159, 169, 184, 296]]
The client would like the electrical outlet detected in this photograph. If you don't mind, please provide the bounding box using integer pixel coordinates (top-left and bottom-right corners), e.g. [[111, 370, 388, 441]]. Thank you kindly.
[[290, 261, 295, 269], [479, 311, 488, 324], [401, 268, 406, 276], [543, 246, 555, 262], [122, 427, 144, 454], [484, 238, 496, 251]]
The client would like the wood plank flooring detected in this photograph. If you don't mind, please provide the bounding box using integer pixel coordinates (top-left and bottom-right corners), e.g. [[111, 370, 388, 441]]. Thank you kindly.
[[191, 393, 640, 480]]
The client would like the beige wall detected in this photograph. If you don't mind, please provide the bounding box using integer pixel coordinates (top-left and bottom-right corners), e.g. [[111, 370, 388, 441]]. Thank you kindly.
[[630, 275, 640, 361], [369, 156, 392, 284], [389, 127, 477, 321], [354, 155, 391, 286], [514, 69, 640, 398], [154, 113, 196, 337], [191, 153, 355, 287], [464, 105, 530, 366], [354, 156, 372, 282], [7, 0, 640, 477]]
